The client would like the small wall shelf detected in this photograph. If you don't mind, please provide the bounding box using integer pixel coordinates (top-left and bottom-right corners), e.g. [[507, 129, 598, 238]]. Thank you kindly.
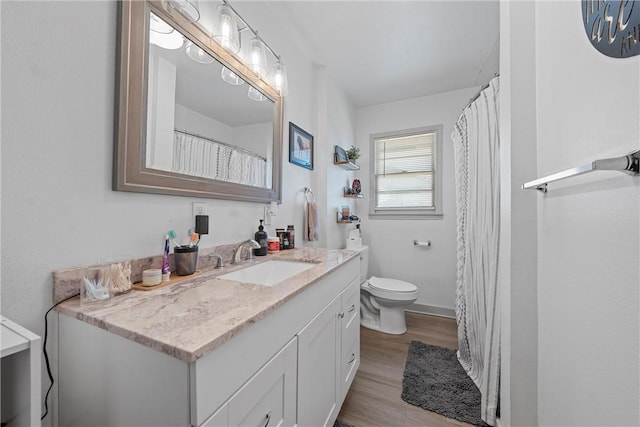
[[334, 146, 360, 170], [343, 187, 364, 198], [336, 212, 361, 223], [334, 158, 360, 171]]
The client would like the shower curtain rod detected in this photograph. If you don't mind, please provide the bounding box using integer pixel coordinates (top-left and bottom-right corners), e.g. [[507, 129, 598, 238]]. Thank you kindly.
[[465, 73, 500, 109], [174, 128, 267, 161]]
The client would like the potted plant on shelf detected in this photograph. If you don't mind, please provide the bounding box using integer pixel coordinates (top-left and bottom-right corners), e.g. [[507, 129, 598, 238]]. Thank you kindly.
[[346, 145, 360, 164]]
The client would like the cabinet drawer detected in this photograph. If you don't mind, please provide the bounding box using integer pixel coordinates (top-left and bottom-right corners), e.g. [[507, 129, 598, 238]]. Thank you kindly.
[[341, 306, 359, 392], [227, 337, 297, 427], [342, 277, 360, 328]]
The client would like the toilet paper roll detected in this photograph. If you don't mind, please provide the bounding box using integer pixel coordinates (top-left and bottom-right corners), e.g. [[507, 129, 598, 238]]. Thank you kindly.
[[346, 238, 362, 250]]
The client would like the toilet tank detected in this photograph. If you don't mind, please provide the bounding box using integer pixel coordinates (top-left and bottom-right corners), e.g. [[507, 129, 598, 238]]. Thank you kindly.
[[359, 246, 369, 285]]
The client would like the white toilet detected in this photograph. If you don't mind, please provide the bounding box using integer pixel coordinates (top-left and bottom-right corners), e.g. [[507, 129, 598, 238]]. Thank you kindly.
[[358, 246, 418, 335]]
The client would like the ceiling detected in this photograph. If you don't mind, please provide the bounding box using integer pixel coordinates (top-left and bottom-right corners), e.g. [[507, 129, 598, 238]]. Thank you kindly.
[[246, 1, 500, 108]]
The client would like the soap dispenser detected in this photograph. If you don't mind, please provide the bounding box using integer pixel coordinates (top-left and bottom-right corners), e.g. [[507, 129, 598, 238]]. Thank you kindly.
[[254, 220, 268, 256]]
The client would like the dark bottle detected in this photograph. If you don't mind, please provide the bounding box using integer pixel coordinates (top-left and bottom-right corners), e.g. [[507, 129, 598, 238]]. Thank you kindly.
[[287, 225, 295, 249], [254, 220, 268, 256]]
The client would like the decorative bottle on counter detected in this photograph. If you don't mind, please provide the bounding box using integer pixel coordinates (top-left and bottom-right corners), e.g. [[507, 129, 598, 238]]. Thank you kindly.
[[287, 225, 295, 249], [254, 220, 268, 256]]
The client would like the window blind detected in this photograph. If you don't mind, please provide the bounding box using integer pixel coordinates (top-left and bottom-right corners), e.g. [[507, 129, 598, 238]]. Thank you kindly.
[[374, 132, 435, 209]]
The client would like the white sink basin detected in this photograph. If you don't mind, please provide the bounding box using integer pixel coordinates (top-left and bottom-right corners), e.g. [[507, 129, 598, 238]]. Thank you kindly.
[[217, 260, 315, 286]]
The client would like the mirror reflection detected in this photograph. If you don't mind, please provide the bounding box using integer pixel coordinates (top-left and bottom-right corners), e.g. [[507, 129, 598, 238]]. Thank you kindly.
[[146, 12, 274, 189]]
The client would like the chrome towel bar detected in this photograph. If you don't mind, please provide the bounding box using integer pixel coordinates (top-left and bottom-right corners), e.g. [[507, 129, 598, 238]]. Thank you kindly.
[[522, 149, 639, 193]]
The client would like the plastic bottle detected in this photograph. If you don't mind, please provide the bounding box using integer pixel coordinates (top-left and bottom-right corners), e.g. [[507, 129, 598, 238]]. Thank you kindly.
[[287, 225, 295, 249], [254, 220, 268, 256], [267, 237, 280, 253]]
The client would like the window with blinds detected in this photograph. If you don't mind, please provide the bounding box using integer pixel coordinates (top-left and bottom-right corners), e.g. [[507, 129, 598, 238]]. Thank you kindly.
[[370, 125, 443, 218]]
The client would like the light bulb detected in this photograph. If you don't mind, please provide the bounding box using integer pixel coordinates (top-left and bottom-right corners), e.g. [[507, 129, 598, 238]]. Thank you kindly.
[[246, 33, 267, 78], [149, 29, 184, 50], [150, 13, 173, 34], [248, 86, 266, 102], [212, 4, 240, 53], [221, 66, 245, 85], [270, 59, 289, 96], [185, 41, 214, 64], [169, 0, 200, 22]]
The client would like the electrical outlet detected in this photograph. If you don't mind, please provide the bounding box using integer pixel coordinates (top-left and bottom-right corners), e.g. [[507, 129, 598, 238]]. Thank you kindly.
[[193, 202, 207, 217], [264, 206, 272, 225]]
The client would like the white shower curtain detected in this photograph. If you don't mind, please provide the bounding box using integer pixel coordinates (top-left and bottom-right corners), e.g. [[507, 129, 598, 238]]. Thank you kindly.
[[451, 76, 500, 426]]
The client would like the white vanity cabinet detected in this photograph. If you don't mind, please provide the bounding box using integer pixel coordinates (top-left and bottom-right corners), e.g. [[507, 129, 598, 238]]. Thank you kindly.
[[58, 255, 360, 427], [202, 337, 297, 427], [297, 276, 361, 427]]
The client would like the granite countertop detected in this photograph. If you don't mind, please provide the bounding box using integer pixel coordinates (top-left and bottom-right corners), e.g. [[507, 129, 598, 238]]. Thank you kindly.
[[56, 247, 358, 363]]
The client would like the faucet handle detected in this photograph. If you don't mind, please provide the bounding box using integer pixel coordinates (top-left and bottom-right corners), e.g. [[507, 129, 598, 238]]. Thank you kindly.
[[216, 256, 225, 268]]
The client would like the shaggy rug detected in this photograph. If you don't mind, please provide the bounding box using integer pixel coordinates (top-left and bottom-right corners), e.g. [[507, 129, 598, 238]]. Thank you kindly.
[[401, 341, 489, 426]]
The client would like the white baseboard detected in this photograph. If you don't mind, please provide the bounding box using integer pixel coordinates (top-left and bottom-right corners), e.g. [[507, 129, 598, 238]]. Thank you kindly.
[[405, 303, 455, 319]]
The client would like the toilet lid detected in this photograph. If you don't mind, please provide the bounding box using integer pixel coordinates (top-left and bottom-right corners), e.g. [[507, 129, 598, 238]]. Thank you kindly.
[[368, 276, 417, 293]]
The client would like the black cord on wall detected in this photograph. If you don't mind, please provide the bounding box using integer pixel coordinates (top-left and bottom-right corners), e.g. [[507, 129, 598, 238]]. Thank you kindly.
[[41, 293, 78, 421]]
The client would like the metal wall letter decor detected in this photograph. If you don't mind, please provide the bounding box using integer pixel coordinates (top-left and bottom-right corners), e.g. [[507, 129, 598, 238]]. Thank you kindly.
[[582, 0, 640, 58]]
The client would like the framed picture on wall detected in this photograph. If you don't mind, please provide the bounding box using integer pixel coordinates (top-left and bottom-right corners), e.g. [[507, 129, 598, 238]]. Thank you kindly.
[[334, 145, 348, 163], [289, 122, 314, 170]]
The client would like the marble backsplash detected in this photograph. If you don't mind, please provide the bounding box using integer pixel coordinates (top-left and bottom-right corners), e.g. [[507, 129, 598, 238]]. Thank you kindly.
[[51, 242, 254, 304]]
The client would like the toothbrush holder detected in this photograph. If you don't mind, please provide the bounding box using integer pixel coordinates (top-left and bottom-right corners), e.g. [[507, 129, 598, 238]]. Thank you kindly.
[[174, 246, 198, 276]]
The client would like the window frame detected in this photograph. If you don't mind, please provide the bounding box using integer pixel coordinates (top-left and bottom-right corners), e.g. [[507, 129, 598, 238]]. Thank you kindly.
[[368, 125, 443, 220]]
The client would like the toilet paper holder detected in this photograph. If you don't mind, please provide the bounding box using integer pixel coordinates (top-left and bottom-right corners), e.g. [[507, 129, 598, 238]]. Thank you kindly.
[[413, 240, 431, 247]]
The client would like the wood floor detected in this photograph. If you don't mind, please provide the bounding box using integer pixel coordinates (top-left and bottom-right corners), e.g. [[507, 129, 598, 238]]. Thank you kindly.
[[337, 312, 472, 427]]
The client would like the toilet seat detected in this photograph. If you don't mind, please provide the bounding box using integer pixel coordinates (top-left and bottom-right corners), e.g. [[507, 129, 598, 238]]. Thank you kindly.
[[362, 276, 418, 302], [368, 276, 417, 293]]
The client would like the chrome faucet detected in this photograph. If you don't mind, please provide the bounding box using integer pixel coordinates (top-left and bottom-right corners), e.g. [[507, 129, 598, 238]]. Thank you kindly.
[[231, 239, 261, 264], [211, 254, 225, 269]]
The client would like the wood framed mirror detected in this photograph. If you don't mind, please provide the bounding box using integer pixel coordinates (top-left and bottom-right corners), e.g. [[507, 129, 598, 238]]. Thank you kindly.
[[114, 0, 283, 202]]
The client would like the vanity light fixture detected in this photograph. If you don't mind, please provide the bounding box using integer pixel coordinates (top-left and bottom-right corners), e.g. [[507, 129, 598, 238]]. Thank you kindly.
[[212, 2, 241, 53], [150, 13, 185, 50], [169, 0, 201, 23], [150, 13, 173, 34], [150, 1, 198, 50], [153, 0, 289, 99], [212, 0, 289, 100], [245, 32, 268, 79], [247, 86, 267, 102], [270, 58, 289, 97], [185, 41, 214, 64], [221, 66, 245, 85]]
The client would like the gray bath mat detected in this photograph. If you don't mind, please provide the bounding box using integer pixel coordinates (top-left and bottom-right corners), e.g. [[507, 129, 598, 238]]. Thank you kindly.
[[333, 420, 354, 427], [401, 341, 489, 426]]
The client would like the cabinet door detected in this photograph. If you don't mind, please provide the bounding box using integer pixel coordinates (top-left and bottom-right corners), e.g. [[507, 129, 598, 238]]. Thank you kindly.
[[227, 338, 297, 427], [201, 403, 228, 427], [297, 296, 341, 427], [340, 278, 360, 402]]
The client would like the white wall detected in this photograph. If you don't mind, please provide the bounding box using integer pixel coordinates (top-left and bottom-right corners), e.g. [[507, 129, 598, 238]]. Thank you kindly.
[[324, 69, 357, 251], [504, 2, 640, 425], [534, 2, 639, 424], [232, 122, 272, 160], [355, 88, 477, 313], [0, 2, 356, 424], [499, 1, 539, 425], [147, 54, 177, 170], [174, 103, 233, 144]]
